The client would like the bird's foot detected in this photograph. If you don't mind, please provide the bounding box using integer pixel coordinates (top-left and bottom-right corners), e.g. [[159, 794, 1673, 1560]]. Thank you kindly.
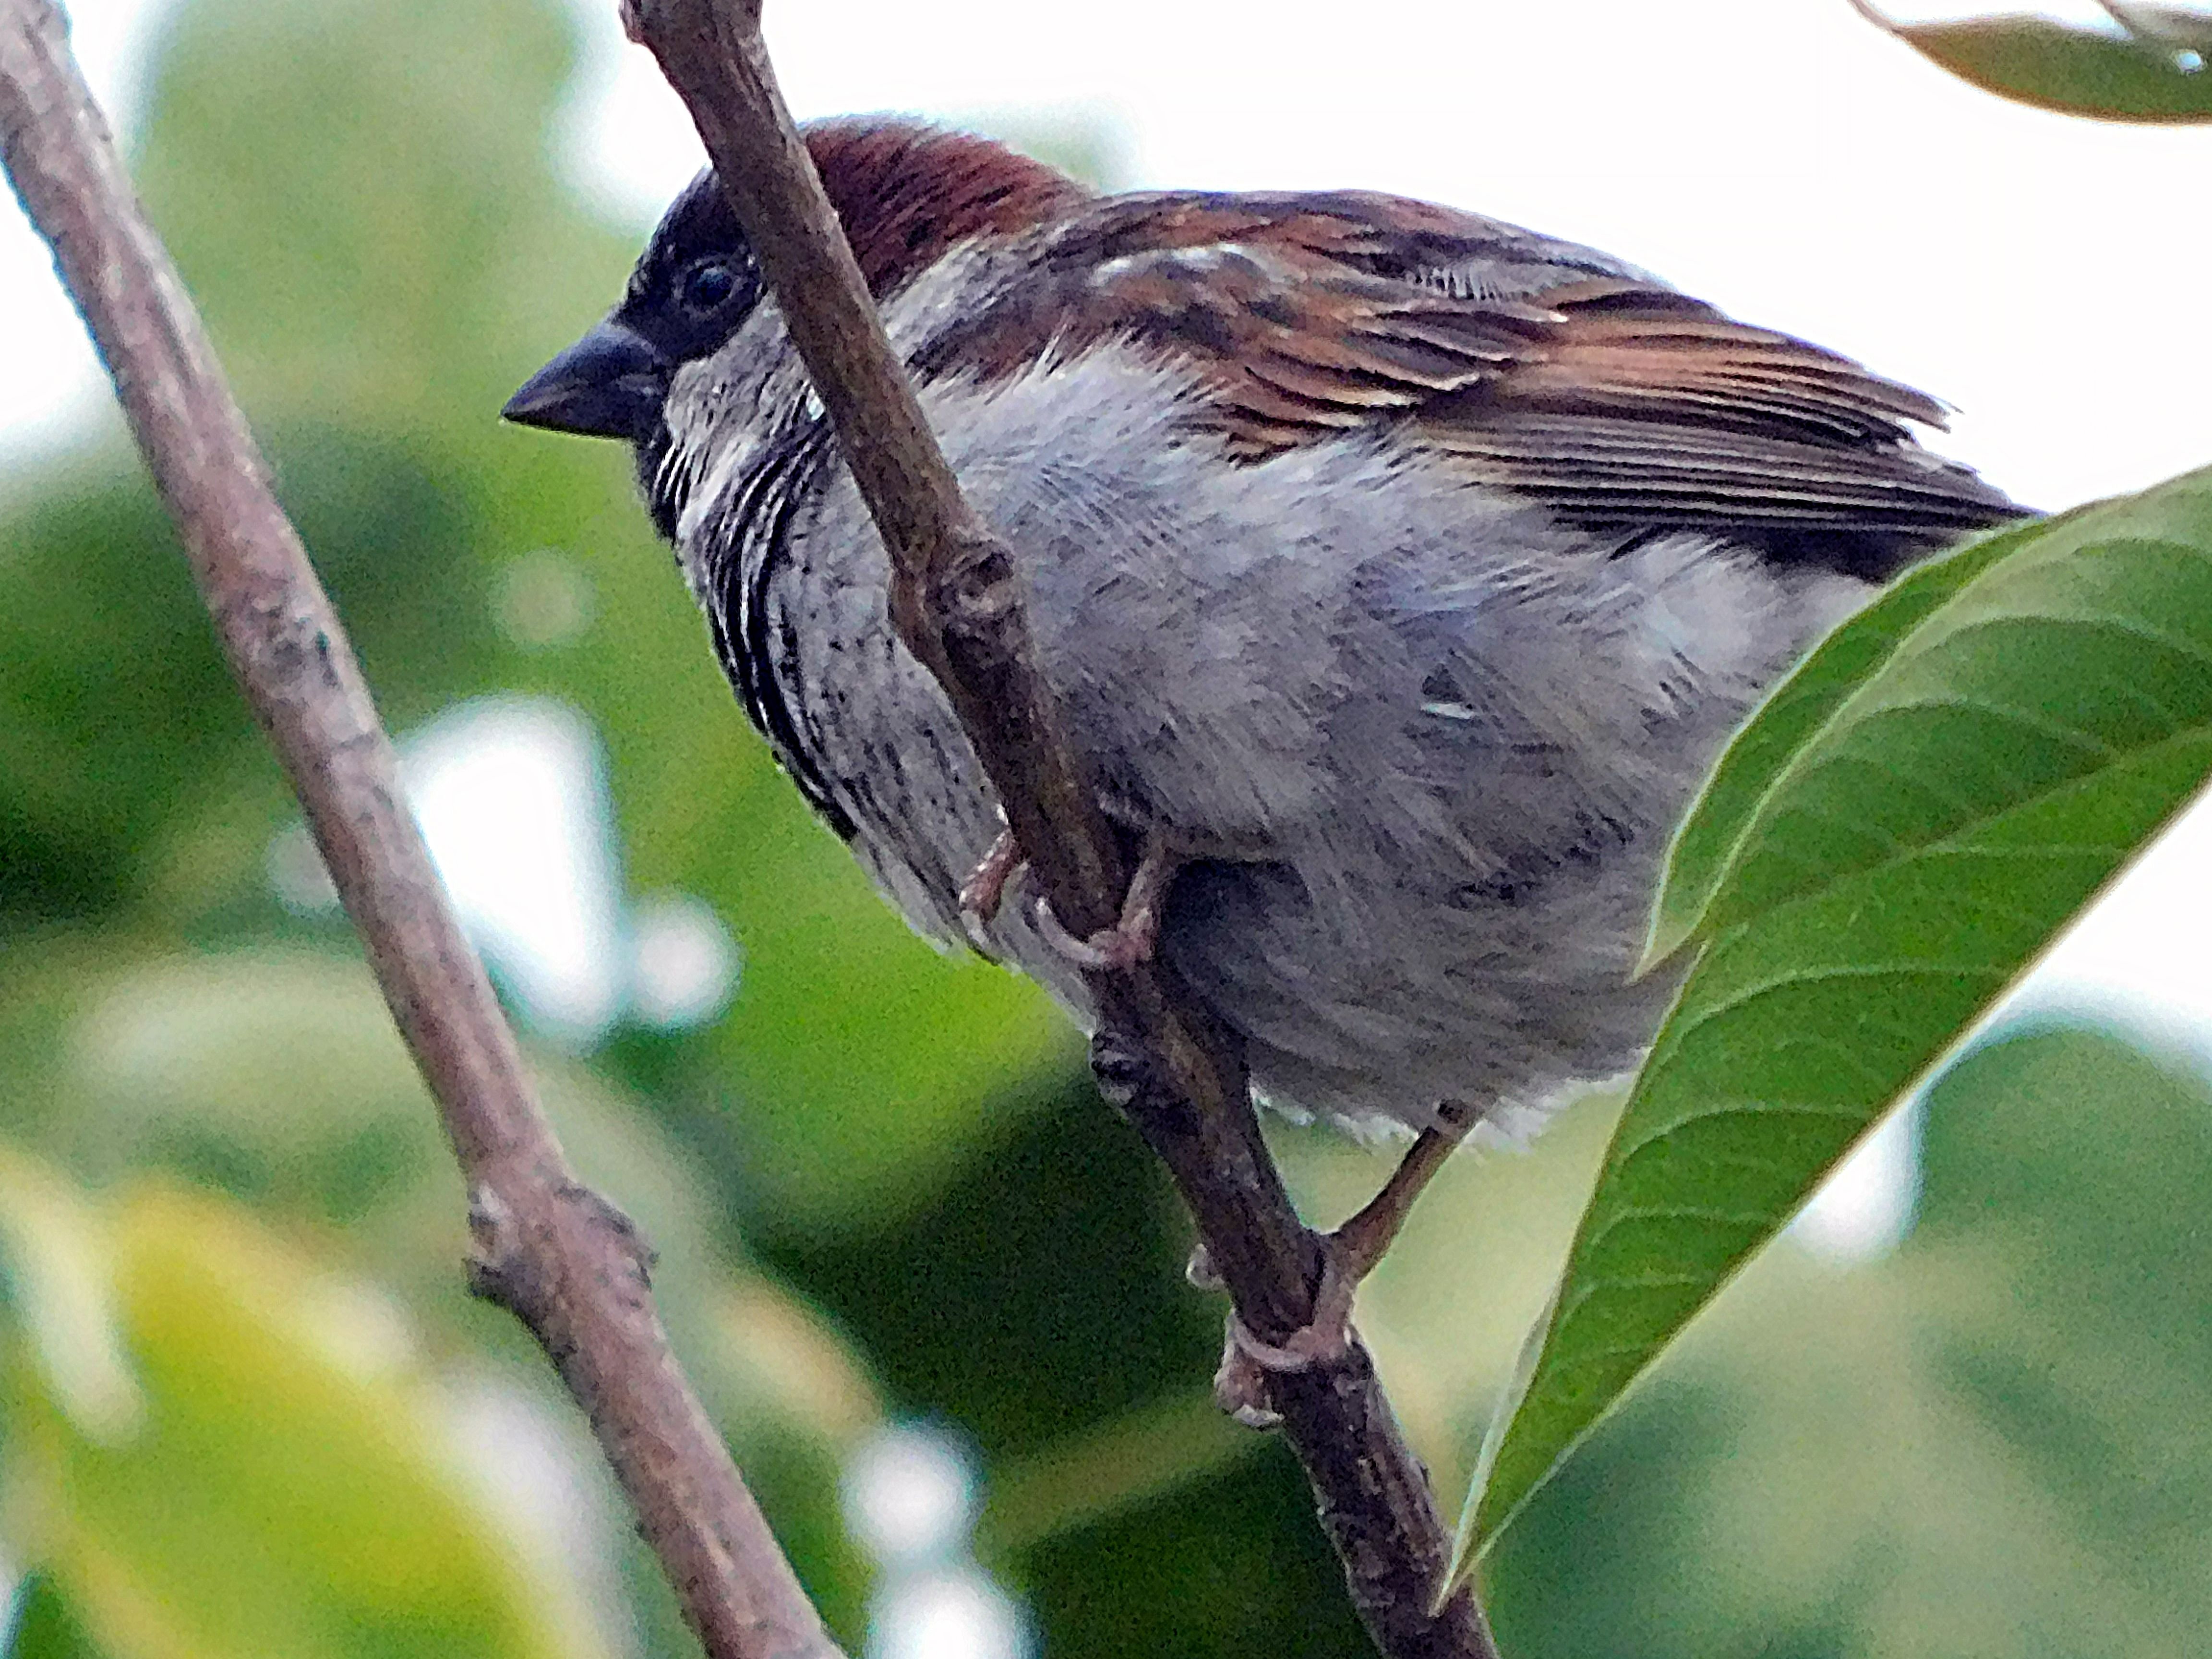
[[1199, 1243, 1358, 1429], [1028, 838, 1176, 972], [1196, 1100, 1477, 1428]]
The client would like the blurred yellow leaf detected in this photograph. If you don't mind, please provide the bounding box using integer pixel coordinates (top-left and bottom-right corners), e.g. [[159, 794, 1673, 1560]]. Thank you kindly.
[[0, 1148, 140, 1442], [5, 1178, 607, 1659], [709, 1281, 883, 1448]]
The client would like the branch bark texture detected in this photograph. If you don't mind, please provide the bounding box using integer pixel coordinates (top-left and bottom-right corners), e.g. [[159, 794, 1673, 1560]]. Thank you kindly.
[[619, 3, 1497, 1653], [0, 6, 841, 1657]]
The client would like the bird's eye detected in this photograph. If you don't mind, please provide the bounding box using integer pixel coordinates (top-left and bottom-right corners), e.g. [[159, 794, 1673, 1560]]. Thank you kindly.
[[682, 262, 738, 311]]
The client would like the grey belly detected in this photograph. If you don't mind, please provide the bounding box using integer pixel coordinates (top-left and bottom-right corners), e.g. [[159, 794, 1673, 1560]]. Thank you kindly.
[[1154, 854, 1685, 1139], [743, 356, 1867, 1142]]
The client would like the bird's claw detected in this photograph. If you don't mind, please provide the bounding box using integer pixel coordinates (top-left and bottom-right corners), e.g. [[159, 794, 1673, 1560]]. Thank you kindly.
[[1029, 888, 1160, 970], [1028, 838, 1176, 971], [1205, 1245, 1359, 1430]]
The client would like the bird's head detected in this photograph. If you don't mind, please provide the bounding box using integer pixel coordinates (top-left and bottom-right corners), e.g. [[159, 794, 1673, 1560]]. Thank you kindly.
[[502, 168, 756, 451], [502, 119, 1087, 536]]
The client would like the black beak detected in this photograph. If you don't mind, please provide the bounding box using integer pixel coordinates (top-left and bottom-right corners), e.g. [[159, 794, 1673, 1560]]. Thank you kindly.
[[502, 318, 670, 443]]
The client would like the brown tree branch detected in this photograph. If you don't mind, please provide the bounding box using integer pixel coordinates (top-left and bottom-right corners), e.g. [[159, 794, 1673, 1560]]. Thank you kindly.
[[619, 3, 1497, 1653], [0, 5, 842, 1657]]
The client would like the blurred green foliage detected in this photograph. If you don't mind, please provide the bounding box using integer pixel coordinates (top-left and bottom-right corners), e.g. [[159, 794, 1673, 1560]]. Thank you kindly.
[[3, 0, 2212, 1655]]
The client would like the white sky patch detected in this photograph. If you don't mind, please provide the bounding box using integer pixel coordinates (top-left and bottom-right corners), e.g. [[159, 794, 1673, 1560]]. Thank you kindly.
[[402, 696, 630, 1042], [1793, 1096, 1923, 1263], [843, 1424, 976, 1567], [0, 0, 155, 468]]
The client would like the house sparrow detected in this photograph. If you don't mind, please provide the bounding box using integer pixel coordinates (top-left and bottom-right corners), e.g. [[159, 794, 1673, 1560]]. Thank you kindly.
[[505, 119, 2018, 1292]]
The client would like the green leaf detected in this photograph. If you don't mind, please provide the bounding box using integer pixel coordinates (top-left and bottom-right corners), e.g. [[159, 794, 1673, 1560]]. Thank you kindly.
[[1644, 512, 2037, 965], [1700, 470, 2212, 939], [1862, 4, 2212, 123], [1457, 465, 2212, 1577]]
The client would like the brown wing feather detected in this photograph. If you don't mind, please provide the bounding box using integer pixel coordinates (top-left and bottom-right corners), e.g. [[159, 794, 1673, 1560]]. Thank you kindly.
[[921, 190, 2022, 576]]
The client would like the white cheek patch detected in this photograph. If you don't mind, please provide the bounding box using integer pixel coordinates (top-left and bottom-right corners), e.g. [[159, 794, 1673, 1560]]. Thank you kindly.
[[676, 428, 751, 547], [666, 394, 768, 551]]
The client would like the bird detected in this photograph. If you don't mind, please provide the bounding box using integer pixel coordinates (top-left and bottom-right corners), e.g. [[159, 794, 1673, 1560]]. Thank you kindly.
[[504, 117, 2020, 1351]]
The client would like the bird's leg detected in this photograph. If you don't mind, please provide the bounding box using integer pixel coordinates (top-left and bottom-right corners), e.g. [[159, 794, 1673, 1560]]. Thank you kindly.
[[1203, 1100, 1478, 1427], [957, 824, 1025, 949], [1329, 1098, 1478, 1284], [1029, 832, 1178, 971]]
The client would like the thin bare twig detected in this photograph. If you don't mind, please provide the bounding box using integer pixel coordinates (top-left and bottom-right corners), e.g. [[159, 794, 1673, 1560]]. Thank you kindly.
[[1842, 0, 1898, 35], [0, 6, 841, 1657], [618, 3, 1497, 1653]]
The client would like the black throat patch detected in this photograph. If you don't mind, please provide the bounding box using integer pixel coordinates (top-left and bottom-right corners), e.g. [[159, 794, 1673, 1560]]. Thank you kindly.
[[694, 421, 860, 843]]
